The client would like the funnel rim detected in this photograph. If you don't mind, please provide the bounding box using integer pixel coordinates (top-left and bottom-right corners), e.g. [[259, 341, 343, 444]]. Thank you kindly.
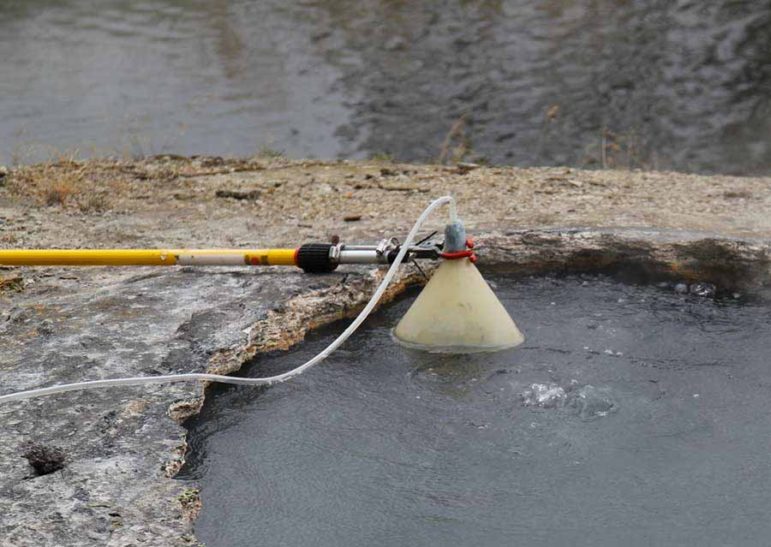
[[391, 329, 525, 354]]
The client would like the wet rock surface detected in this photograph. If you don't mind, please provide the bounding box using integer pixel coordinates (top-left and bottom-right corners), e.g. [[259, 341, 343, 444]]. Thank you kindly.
[[0, 266, 353, 545], [520, 381, 618, 420], [0, 157, 769, 545]]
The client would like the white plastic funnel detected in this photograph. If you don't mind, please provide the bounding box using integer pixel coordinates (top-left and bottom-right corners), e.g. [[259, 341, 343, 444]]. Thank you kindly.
[[394, 259, 524, 352]]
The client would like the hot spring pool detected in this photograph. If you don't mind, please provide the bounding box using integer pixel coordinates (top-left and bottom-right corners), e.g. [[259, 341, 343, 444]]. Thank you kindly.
[[181, 274, 771, 546]]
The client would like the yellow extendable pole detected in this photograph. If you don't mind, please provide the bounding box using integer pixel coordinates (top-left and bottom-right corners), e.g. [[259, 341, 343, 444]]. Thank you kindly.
[[0, 248, 298, 267]]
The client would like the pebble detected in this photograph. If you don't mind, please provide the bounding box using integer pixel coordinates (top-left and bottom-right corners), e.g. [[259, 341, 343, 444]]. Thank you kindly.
[[689, 282, 716, 297]]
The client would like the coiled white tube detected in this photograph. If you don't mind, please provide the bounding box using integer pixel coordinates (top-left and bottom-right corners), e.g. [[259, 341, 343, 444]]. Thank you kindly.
[[0, 196, 455, 404]]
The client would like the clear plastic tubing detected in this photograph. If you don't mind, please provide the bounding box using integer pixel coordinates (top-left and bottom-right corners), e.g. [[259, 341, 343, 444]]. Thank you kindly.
[[0, 196, 455, 404]]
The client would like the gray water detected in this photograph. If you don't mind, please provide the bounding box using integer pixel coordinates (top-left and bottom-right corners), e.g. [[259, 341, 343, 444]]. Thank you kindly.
[[182, 275, 771, 547], [1, 1, 770, 174]]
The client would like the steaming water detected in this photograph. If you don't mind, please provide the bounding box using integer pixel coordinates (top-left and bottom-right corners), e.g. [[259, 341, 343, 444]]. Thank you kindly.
[[2, 1, 770, 173], [182, 275, 771, 546]]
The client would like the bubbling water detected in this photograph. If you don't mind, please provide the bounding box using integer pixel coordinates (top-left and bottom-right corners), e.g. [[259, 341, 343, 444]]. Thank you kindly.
[[183, 274, 771, 547]]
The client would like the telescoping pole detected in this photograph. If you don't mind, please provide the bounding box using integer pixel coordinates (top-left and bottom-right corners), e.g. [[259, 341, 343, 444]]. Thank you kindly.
[[0, 240, 443, 273]]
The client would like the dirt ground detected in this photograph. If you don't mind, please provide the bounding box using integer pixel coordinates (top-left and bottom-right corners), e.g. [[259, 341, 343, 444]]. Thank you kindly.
[[1, 156, 768, 252]]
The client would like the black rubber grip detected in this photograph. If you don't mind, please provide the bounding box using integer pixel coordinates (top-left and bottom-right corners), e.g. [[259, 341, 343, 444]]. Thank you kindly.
[[296, 243, 337, 273]]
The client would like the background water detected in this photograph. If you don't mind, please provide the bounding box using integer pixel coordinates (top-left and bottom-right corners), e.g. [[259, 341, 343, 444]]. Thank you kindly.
[[1, 0, 770, 174], [182, 275, 771, 547]]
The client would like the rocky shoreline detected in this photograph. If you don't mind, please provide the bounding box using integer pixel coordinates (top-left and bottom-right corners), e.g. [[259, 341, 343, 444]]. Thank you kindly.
[[1, 157, 769, 545]]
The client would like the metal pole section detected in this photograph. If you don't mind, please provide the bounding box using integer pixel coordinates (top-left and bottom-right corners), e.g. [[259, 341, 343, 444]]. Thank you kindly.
[[337, 249, 386, 264]]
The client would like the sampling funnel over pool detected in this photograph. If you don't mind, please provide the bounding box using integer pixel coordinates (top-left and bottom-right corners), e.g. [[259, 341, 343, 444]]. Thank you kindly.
[[0, 196, 524, 405], [394, 220, 524, 352]]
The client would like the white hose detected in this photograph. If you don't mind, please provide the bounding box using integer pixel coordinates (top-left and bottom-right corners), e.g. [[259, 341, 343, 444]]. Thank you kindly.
[[0, 196, 455, 404]]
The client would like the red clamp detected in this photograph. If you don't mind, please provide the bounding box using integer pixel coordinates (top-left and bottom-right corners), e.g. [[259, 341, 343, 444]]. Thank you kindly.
[[440, 237, 477, 263]]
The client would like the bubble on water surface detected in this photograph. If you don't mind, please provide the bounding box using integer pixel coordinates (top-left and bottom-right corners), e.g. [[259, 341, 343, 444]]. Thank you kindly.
[[521, 383, 566, 408], [566, 385, 617, 420]]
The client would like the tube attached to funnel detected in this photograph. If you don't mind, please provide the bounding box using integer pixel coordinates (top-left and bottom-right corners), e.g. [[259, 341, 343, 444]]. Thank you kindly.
[[393, 221, 524, 353]]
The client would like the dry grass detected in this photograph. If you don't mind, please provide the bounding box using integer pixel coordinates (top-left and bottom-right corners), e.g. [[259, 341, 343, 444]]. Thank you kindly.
[[78, 193, 112, 213], [35, 165, 94, 210], [8, 154, 89, 208], [2, 154, 277, 219], [44, 182, 75, 206], [0, 275, 24, 293], [437, 113, 470, 164], [596, 128, 646, 170], [7, 157, 141, 213]]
